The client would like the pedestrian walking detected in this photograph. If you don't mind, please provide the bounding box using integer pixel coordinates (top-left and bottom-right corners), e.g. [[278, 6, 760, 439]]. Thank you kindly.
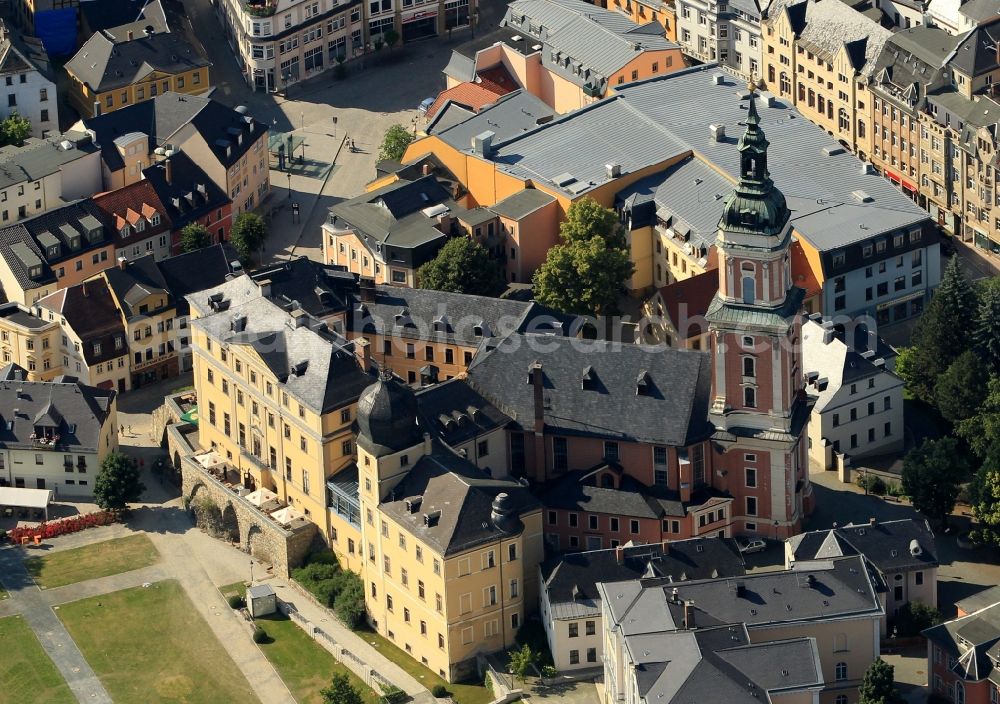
[[128, 424, 133, 435], [120, 425, 124, 435]]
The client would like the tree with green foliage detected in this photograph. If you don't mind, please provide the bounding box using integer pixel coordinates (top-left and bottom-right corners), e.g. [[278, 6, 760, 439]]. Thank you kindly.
[[230, 212, 267, 262], [901, 437, 972, 528], [976, 278, 1000, 374], [93, 452, 146, 513], [417, 237, 503, 295], [533, 198, 634, 316], [970, 445, 1000, 546], [906, 256, 977, 401], [179, 223, 211, 253], [958, 376, 1000, 458], [893, 601, 941, 637], [0, 113, 31, 147], [378, 124, 414, 162], [321, 673, 364, 704], [508, 643, 537, 685], [334, 573, 365, 628], [858, 658, 902, 704], [935, 350, 988, 424]]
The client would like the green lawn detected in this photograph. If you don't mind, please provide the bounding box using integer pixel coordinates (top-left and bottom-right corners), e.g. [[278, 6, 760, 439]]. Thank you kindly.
[[0, 616, 74, 704], [219, 581, 248, 599], [354, 626, 493, 704], [256, 614, 379, 704], [25, 534, 160, 589], [58, 580, 258, 703]]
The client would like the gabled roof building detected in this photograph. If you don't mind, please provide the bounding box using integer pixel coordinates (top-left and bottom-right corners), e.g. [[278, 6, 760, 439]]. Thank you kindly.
[[0, 20, 58, 138]]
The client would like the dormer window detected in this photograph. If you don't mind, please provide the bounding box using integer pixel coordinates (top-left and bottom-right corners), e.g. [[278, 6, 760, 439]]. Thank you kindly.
[[120, 225, 130, 237], [136, 219, 145, 232], [151, 214, 161, 226]]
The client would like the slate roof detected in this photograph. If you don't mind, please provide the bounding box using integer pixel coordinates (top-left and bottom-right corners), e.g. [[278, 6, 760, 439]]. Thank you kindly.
[[623, 626, 822, 704], [82, 92, 261, 172], [347, 284, 571, 347], [79, 0, 168, 35], [466, 333, 714, 446], [102, 253, 171, 320], [601, 554, 882, 634], [950, 16, 1000, 77], [428, 90, 555, 150], [190, 276, 373, 414], [249, 257, 356, 320], [66, 30, 209, 93], [0, 200, 110, 290], [959, 0, 1000, 22], [0, 133, 99, 192], [443, 50, 476, 82], [416, 379, 512, 446], [924, 601, 1000, 685], [0, 26, 53, 81], [501, 0, 679, 91], [379, 444, 541, 556], [155, 244, 231, 317], [140, 151, 229, 230], [37, 279, 128, 366], [541, 537, 745, 619], [482, 66, 927, 251], [0, 377, 115, 452], [789, 518, 938, 575]]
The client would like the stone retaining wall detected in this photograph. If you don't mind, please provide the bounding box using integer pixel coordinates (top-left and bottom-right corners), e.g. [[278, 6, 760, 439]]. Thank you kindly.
[[166, 423, 316, 577]]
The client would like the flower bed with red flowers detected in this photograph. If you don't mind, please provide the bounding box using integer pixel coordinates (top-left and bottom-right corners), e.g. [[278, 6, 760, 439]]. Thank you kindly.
[[7, 511, 117, 543]]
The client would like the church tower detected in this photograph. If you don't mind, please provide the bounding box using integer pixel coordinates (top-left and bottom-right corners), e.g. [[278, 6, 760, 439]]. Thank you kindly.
[[706, 88, 813, 537]]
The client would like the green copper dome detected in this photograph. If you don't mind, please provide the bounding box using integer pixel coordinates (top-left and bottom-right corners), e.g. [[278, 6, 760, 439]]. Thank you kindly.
[[718, 91, 791, 237]]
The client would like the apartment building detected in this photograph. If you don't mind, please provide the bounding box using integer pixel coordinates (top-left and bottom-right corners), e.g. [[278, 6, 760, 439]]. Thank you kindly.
[[0, 21, 58, 138], [762, 0, 890, 155], [0, 133, 102, 227], [600, 555, 883, 704], [80, 93, 270, 217], [675, 0, 766, 79], [91, 180, 174, 263], [538, 538, 745, 670], [924, 598, 1000, 703], [605, 0, 678, 42], [0, 302, 60, 380], [36, 278, 131, 392], [788, 518, 938, 635], [802, 316, 904, 466], [189, 274, 374, 543], [0, 365, 118, 498], [65, 30, 211, 118], [355, 372, 543, 682], [0, 200, 115, 306], [214, 0, 365, 92]]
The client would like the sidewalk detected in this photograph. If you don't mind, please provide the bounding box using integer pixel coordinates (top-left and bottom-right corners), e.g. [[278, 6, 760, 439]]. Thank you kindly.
[[262, 576, 431, 698]]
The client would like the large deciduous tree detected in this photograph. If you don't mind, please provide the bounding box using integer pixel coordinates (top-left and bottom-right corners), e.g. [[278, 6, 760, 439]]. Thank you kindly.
[[901, 437, 971, 528], [533, 198, 633, 316], [179, 223, 211, 253], [93, 452, 146, 513], [0, 113, 31, 147], [417, 237, 503, 295], [858, 658, 902, 704], [378, 124, 414, 162], [230, 212, 267, 262], [320, 673, 363, 704]]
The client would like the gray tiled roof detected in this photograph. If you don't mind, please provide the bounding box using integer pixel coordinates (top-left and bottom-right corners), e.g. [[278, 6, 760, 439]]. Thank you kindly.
[[190, 276, 373, 414], [415, 379, 512, 446], [379, 445, 541, 555], [541, 538, 745, 619], [466, 333, 714, 446], [0, 377, 114, 452], [502, 0, 678, 88], [790, 518, 938, 574], [490, 188, 556, 220], [950, 18, 1000, 76], [0, 302, 50, 329], [65, 30, 210, 93], [959, 0, 1000, 22], [485, 66, 927, 251], [924, 601, 1000, 683]]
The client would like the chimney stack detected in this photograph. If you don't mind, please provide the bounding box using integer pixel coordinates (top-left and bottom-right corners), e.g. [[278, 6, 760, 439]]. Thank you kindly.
[[423, 432, 432, 454], [127, 29, 133, 40], [165, 157, 173, 185], [117, 256, 127, 270], [615, 545, 624, 564], [683, 600, 696, 629], [869, 517, 877, 526], [81, 281, 88, 297], [354, 336, 372, 372]]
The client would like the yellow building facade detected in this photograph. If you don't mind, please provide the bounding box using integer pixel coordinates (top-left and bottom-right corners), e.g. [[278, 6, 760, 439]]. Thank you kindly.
[[0, 302, 60, 380]]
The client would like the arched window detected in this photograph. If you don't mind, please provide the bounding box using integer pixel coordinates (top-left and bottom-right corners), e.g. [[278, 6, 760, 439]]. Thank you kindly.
[[835, 662, 848, 681], [858, 119, 866, 139], [744, 387, 757, 408], [742, 356, 756, 378]]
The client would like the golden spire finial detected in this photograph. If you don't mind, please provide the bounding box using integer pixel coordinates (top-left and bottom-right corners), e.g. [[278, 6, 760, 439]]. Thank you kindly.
[[747, 75, 758, 94]]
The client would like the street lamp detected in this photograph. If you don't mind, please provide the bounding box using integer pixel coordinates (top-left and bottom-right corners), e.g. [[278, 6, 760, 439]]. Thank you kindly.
[[287, 171, 292, 199], [249, 559, 254, 584]]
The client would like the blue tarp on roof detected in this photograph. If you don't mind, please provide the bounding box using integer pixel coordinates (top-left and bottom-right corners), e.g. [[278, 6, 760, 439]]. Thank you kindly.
[[34, 8, 78, 58]]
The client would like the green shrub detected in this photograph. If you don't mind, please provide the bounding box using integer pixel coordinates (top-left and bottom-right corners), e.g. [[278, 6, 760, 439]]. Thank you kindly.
[[541, 665, 558, 679], [293, 562, 340, 585], [431, 684, 448, 697], [378, 683, 407, 703], [856, 473, 887, 495], [893, 601, 941, 637], [515, 620, 555, 666], [252, 626, 268, 643], [334, 576, 365, 628], [227, 594, 245, 609], [484, 673, 493, 695], [306, 550, 340, 566]]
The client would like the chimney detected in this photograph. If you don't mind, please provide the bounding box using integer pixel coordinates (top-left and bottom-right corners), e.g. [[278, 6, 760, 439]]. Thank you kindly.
[[81, 281, 88, 297], [127, 29, 133, 40], [422, 163, 433, 176], [683, 600, 696, 629], [471, 130, 496, 158], [117, 256, 127, 270], [354, 336, 372, 372], [423, 432, 432, 454], [605, 163, 621, 179], [869, 517, 877, 526], [257, 278, 272, 298], [615, 545, 624, 564], [165, 157, 173, 185]]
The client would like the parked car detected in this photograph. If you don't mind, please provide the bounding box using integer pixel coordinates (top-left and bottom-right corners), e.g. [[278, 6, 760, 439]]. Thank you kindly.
[[418, 97, 435, 115], [736, 537, 767, 554]]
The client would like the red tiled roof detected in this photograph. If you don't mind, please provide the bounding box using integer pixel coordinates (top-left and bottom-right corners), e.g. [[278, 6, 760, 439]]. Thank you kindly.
[[91, 180, 172, 244], [657, 270, 719, 339], [476, 65, 519, 94], [425, 78, 512, 119]]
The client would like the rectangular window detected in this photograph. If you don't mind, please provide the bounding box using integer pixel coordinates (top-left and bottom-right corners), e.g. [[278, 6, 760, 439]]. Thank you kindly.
[[745, 467, 757, 487], [746, 496, 758, 516]]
